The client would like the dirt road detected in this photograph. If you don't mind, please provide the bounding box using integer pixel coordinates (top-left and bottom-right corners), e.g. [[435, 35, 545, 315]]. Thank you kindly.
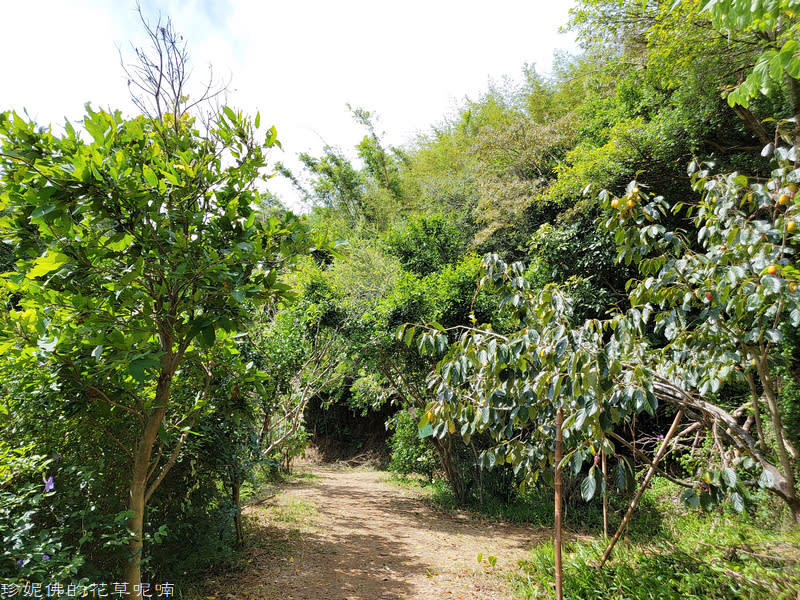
[[201, 464, 550, 599]]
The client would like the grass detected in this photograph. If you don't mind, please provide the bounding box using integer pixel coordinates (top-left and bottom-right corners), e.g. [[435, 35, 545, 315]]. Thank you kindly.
[[271, 497, 316, 524], [388, 473, 653, 531], [388, 472, 800, 598], [512, 477, 800, 599], [239, 467, 319, 505]]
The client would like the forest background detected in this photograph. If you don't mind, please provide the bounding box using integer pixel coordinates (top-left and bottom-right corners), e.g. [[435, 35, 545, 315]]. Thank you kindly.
[[2, 1, 800, 599]]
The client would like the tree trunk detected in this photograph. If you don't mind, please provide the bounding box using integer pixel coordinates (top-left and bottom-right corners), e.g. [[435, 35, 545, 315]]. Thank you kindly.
[[732, 104, 771, 146], [232, 476, 244, 548], [653, 378, 800, 526], [755, 359, 800, 524], [124, 374, 171, 599], [601, 448, 609, 540], [431, 436, 467, 504], [124, 460, 147, 598], [553, 407, 564, 600]]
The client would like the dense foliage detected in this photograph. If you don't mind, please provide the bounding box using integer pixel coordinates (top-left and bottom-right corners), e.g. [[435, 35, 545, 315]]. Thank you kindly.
[[2, 1, 800, 598]]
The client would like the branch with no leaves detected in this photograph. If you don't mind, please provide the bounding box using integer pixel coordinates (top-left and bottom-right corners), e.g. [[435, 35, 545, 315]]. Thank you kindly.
[[120, 3, 228, 129]]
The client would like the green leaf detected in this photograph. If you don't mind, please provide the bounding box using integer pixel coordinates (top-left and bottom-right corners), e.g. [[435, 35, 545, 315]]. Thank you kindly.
[[721, 467, 737, 488], [762, 274, 781, 293], [758, 468, 774, 489], [614, 462, 627, 491], [730, 491, 744, 513], [162, 170, 179, 186], [129, 358, 161, 383], [223, 106, 237, 122], [682, 488, 700, 508], [142, 164, 158, 188], [199, 325, 216, 348], [581, 471, 597, 501], [31, 204, 56, 218], [26, 252, 69, 279], [418, 423, 433, 439]]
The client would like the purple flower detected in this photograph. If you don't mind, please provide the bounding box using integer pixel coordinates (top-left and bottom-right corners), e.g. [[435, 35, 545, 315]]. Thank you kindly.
[[44, 476, 54, 493], [43, 555, 50, 561], [656, 434, 665, 440], [17, 559, 26, 568]]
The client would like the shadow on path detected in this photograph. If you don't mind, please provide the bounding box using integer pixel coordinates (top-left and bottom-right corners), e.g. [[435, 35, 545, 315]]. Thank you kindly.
[[200, 465, 549, 600]]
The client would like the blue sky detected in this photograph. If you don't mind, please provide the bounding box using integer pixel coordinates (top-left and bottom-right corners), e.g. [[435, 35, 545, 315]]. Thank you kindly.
[[3, 0, 576, 209]]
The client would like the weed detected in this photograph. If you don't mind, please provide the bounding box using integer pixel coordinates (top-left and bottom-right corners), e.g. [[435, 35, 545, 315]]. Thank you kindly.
[[513, 477, 800, 599]]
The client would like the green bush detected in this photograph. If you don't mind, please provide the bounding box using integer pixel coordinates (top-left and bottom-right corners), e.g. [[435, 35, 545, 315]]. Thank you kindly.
[[0, 444, 129, 584], [388, 410, 437, 479]]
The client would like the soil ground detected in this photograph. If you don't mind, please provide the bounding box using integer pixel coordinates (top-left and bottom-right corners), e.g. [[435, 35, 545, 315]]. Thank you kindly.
[[200, 463, 554, 599]]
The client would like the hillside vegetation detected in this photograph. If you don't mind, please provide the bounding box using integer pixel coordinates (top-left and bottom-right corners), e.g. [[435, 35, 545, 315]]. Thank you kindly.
[[2, 1, 799, 598]]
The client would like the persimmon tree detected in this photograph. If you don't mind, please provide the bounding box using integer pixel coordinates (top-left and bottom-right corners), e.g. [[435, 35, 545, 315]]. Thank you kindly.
[[0, 16, 314, 594], [603, 158, 800, 521], [400, 256, 659, 600]]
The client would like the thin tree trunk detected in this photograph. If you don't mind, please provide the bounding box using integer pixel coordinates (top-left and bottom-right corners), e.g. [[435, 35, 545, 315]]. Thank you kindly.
[[432, 436, 466, 505], [732, 104, 771, 146], [601, 448, 608, 540], [124, 461, 147, 597], [554, 407, 564, 600], [755, 359, 800, 524], [232, 476, 244, 547], [124, 367, 172, 599], [600, 410, 683, 567], [744, 370, 767, 451]]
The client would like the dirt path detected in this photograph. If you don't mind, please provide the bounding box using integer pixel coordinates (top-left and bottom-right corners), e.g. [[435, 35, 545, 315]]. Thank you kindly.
[[201, 464, 551, 599]]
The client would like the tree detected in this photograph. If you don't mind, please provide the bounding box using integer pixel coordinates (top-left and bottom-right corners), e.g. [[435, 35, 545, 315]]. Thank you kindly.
[[603, 162, 800, 522], [0, 14, 313, 594]]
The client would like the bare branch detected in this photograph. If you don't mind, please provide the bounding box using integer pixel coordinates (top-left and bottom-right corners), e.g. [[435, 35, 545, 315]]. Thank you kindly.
[[119, 3, 228, 126]]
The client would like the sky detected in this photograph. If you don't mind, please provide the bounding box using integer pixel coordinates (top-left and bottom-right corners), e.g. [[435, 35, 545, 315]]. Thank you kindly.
[[2, 0, 577, 209]]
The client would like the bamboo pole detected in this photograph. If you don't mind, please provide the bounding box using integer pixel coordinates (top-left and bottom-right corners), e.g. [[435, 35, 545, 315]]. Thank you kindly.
[[599, 409, 683, 567], [554, 407, 564, 600]]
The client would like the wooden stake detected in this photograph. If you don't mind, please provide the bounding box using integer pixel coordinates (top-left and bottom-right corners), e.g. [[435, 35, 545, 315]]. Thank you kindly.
[[554, 407, 564, 600], [601, 447, 608, 539], [599, 409, 683, 567]]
